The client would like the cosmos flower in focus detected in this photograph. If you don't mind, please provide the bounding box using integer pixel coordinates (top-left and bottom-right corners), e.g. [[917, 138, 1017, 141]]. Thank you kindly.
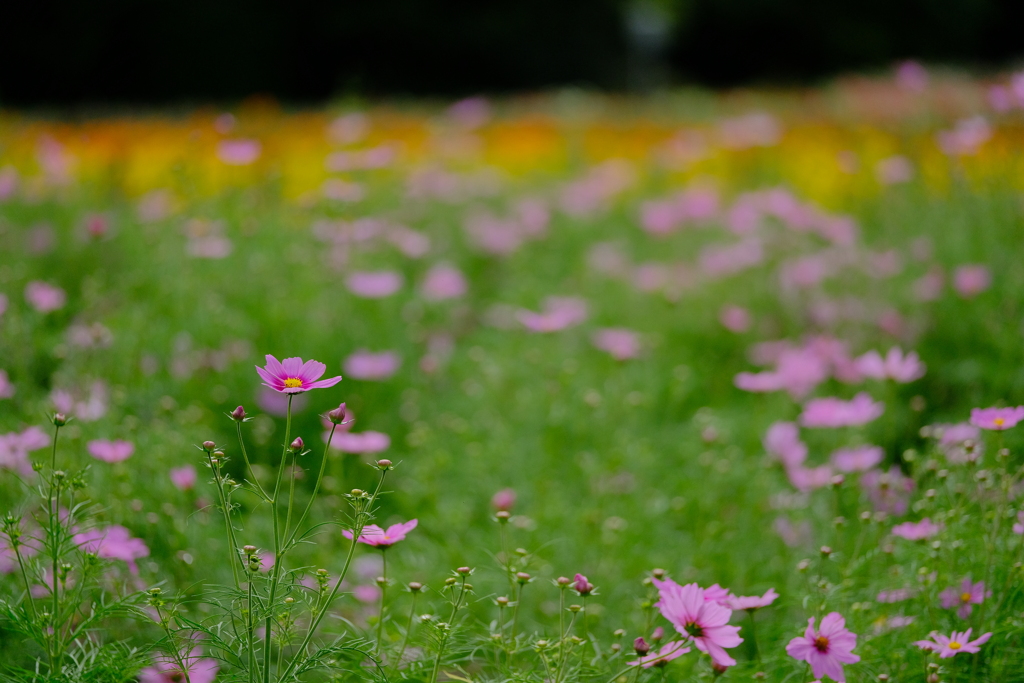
[[256, 355, 342, 394], [343, 520, 418, 547]]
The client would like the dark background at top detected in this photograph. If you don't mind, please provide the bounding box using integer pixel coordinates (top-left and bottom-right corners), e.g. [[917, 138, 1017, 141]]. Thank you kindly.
[[2, 0, 1023, 106]]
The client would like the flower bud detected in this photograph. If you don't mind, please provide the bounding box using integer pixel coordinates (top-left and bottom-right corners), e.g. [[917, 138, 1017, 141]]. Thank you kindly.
[[650, 626, 664, 643], [651, 568, 666, 579], [243, 545, 257, 555], [284, 597, 295, 604], [572, 573, 594, 595], [408, 582, 423, 592], [445, 577, 457, 586], [557, 576, 571, 586], [202, 441, 216, 451], [613, 629, 625, 638], [495, 511, 511, 523], [213, 451, 225, 459], [633, 637, 650, 656], [496, 596, 509, 606], [456, 566, 471, 575], [376, 576, 388, 587], [376, 459, 392, 470], [820, 546, 833, 557], [830, 475, 845, 488], [327, 403, 347, 425], [290, 437, 304, 452], [610, 642, 621, 653], [491, 488, 516, 511], [515, 572, 531, 584], [569, 604, 581, 612], [230, 406, 247, 421], [52, 413, 68, 426]]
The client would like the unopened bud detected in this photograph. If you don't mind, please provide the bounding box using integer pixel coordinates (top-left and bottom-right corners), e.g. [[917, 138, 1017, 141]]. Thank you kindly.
[[557, 576, 571, 586], [820, 546, 833, 557], [408, 582, 423, 592], [445, 577, 457, 586], [496, 596, 509, 606], [202, 441, 216, 451], [650, 626, 664, 643], [327, 403, 347, 425], [376, 576, 387, 587], [634, 637, 650, 656], [651, 568, 666, 579], [284, 597, 294, 604], [230, 406, 247, 421], [290, 437, 304, 452], [376, 459, 392, 470], [569, 604, 581, 612], [243, 545, 257, 555], [495, 511, 511, 523], [213, 451, 225, 459], [830, 475, 845, 488], [797, 559, 811, 572], [52, 413, 68, 426], [516, 572, 531, 584], [613, 629, 625, 637], [456, 566, 471, 575]]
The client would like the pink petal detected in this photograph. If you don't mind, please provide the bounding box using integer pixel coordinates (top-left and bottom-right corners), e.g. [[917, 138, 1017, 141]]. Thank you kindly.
[[282, 357, 304, 376]]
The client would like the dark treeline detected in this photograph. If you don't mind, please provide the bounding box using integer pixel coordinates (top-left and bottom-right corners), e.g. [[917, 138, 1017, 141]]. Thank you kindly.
[[1, 0, 1023, 105]]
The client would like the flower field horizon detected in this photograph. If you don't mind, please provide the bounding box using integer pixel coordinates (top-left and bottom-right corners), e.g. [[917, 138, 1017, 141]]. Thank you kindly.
[[2, 66, 1024, 681]]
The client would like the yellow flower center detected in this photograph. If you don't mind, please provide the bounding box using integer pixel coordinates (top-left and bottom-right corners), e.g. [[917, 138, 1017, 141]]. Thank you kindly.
[[283, 378, 303, 389], [994, 417, 1005, 426], [949, 641, 961, 650], [960, 592, 972, 603], [383, 535, 391, 540]]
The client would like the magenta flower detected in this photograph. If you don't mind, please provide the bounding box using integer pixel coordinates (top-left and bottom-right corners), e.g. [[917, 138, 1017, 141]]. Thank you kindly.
[[953, 264, 991, 297], [724, 588, 778, 611], [216, 139, 261, 165], [800, 393, 884, 428], [573, 573, 595, 595], [628, 641, 691, 668], [327, 430, 390, 454], [140, 646, 218, 683], [342, 519, 418, 547], [0, 426, 50, 476], [719, 305, 751, 333], [787, 465, 834, 492], [1013, 511, 1024, 535], [855, 348, 925, 383], [653, 578, 743, 667], [786, 612, 860, 683], [860, 467, 915, 515], [170, 465, 197, 491], [703, 584, 730, 605], [256, 355, 342, 394], [24, 281, 66, 313], [346, 270, 403, 298], [87, 439, 135, 463], [491, 488, 516, 511], [763, 422, 807, 469], [591, 328, 641, 360], [421, 263, 468, 301], [876, 588, 916, 603], [73, 525, 149, 573], [343, 350, 400, 381], [517, 297, 588, 333], [916, 629, 992, 658], [940, 578, 989, 618], [970, 406, 1024, 431], [830, 446, 883, 473], [891, 518, 941, 541]]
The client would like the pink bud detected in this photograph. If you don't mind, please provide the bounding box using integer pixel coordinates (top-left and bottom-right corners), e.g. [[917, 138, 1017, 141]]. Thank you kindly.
[[230, 405, 247, 421], [634, 637, 650, 656], [327, 403, 347, 425], [491, 488, 516, 511], [290, 437, 304, 452], [573, 573, 595, 595]]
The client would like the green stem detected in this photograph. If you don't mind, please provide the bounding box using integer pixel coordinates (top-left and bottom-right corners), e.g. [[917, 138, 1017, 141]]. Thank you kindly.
[[209, 452, 242, 588], [393, 591, 418, 674], [376, 549, 388, 654], [284, 423, 337, 549], [748, 610, 760, 663], [236, 421, 271, 502], [248, 577, 257, 683], [263, 394, 293, 683], [47, 423, 63, 673]]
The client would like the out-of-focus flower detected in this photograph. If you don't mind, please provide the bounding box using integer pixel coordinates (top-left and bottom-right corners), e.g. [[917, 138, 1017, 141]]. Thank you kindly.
[[25, 281, 66, 312], [327, 430, 390, 454], [787, 465, 834, 492], [346, 270, 403, 298], [573, 573, 595, 595], [916, 629, 992, 658], [140, 646, 218, 683], [891, 518, 941, 541], [0, 166, 18, 200], [353, 584, 382, 603], [723, 588, 778, 611], [875, 156, 913, 185], [940, 578, 989, 618], [67, 322, 114, 348], [953, 264, 991, 298], [970, 406, 1024, 431], [785, 613, 860, 683], [876, 589, 915, 603], [628, 641, 690, 668], [256, 355, 341, 394], [87, 440, 135, 463], [855, 348, 925, 382], [421, 264, 467, 301], [170, 465, 197, 491], [830, 445, 884, 473], [217, 139, 262, 165], [860, 467, 915, 515], [800, 393, 884, 428], [448, 97, 491, 129], [344, 350, 400, 380], [653, 578, 743, 667], [0, 426, 50, 476], [1012, 511, 1024, 534], [937, 117, 992, 156], [257, 387, 309, 416], [895, 61, 929, 91], [51, 382, 109, 422], [343, 520, 418, 547], [591, 328, 641, 360], [719, 306, 751, 333], [73, 525, 149, 573], [328, 112, 368, 145], [763, 422, 807, 469], [491, 488, 516, 511], [0, 370, 14, 399], [517, 297, 588, 333]]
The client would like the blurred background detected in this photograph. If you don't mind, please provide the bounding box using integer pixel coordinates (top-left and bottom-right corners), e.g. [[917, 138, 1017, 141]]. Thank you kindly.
[[2, 0, 1024, 105]]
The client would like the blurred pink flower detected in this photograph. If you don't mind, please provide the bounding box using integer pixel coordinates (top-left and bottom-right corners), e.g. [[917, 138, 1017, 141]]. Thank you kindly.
[[346, 270, 403, 298], [517, 297, 588, 333], [170, 465, 197, 491], [860, 467, 915, 515], [491, 488, 516, 511], [800, 393, 884, 428], [875, 156, 913, 185], [328, 112, 368, 144], [989, 85, 1013, 112], [51, 382, 109, 422], [970, 406, 1024, 431], [719, 306, 751, 333], [386, 226, 430, 258], [343, 519, 418, 547], [73, 525, 149, 573], [937, 117, 991, 156], [256, 355, 341, 394], [763, 422, 807, 469], [913, 267, 944, 301], [786, 612, 860, 683], [328, 430, 390, 454], [953, 264, 991, 298], [217, 139, 261, 165], [916, 629, 992, 658], [653, 578, 743, 667], [723, 588, 778, 611], [1012, 511, 1024, 534], [0, 293, 7, 317], [0, 166, 18, 200], [353, 584, 382, 603], [140, 646, 218, 683], [187, 235, 232, 259], [895, 61, 929, 91], [0, 370, 14, 399], [787, 465, 833, 492], [718, 113, 781, 149], [700, 239, 763, 278], [560, 160, 635, 218], [257, 387, 309, 416], [876, 588, 915, 603], [344, 350, 400, 380], [87, 440, 135, 463], [592, 328, 641, 360], [855, 348, 925, 382], [831, 446, 883, 473], [628, 641, 690, 668], [0, 426, 50, 476], [24, 281, 66, 312], [892, 518, 941, 541], [940, 578, 989, 618], [322, 179, 366, 202], [421, 264, 467, 301]]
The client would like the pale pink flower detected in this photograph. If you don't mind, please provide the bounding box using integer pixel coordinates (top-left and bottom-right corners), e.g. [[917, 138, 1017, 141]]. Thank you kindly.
[[800, 393, 884, 428], [953, 265, 991, 298], [724, 588, 778, 611], [916, 629, 992, 658], [653, 579, 743, 667], [860, 467, 915, 515], [170, 465, 198, 491], [25, 281, 66, 312], [217, 139, 261, 165], [51, 382, 110, 421], [895, 61, 929, 91], [940, 578, 989, 618], [0, 426, 50, 476], [773, 517, 812, 547], [970, 406, 1024, 430], [787, 465, 834, 492], [591, 328, 641, 360], [717, 113, 781, 149], [990, 85, 1013, 112], [763, 422, 807, 469], [491, 488, 516, 511], [913, 267, 944, 301], [327, 430, 390, 454], [354, 584, 382, 603], [87, 440, 135, 463], [875, 156, 913, 185], [517, 297, 588, 333], [343, 519, 418, 547], [786, 612, 860, 683], [140, 646, 218, 683], [891, 518, 941, 541], [187, 235, 232, 259], [343, 350, 400, 380], [699, 239, 762, 277], [831, 446, 883, 473], [328, 112, 368, 144], [855, 348, 925, 383], [1012, 511, 1024, 534], [258, 387, 309, 416], [719, 306, 751, 333], [421, 264, 467, 300], [448, 97, 491, 129], [322, 179, 365, 202], [256, 355, 342, 394], [0, 370, 14, 399], [73, 525, 149, 573], [628, 641, 690, 668], [936, 422, 979, 446], [937, 117, 991, 156], [0, 166, 18, 200], [876, 588, 916, 603], [346, 270, 403, 298]]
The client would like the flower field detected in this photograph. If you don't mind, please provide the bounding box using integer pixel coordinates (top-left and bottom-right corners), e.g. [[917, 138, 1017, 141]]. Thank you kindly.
[[2, 67, 1024, 681]]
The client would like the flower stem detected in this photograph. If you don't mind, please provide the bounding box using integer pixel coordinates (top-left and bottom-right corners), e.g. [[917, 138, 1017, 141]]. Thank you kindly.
[[263, 394, 293, 683], [47, 422, 63, 674], [376, 549, 388, 654], [209, 452, 242, 588], [393, 591, 418, 675]]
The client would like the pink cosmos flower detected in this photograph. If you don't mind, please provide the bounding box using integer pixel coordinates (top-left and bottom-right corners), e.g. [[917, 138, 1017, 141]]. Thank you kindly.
[[354, 584, 382, 603], [448, 96, 491, 129], [491, 488, 516, 511], [855, 348, 925, 383], [170, 465, 197, 491], [216, 139, 261, 165], [876, 589, 916, 603], [73, 525, 149, 573], [953, 265, 991, 297], [256, 355, 342, 394], [860, 467, 915, 515], [140, 647, 218, 683], [800, 393, 884, 428], [0, 426, 50, 476], [940, 578, 989, 618], [724, 588, 778, 611], [0, 370, 14, 399], [787, 465, 834, 492], [875, 156, 913, 185], [719, 306, 751, 333], [938, 117, 992, 156], [346, 270, 403, 298], [343, 350, 400, 380], [628, 641, 690, 668], [653, 578, 743, 667], [421, 264, 467, 300], [517, 297, 588, 333], [763, 422, 808, 469], [830, 446, 883, 473], [891, 518, 941, 541], [970, 406, 1024, 431], [591, 328, 641, 360], [327, 430, 390, 454], [1013, 510, 1024, 535], [785, 612, 860, 683], [342, 519, 418, 547], [573, 573, 595, 595], [916, 629, 992, 658], [87, 440, 134, 463], [25, 281, 66, 313], [895, 60, 929, 91]]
